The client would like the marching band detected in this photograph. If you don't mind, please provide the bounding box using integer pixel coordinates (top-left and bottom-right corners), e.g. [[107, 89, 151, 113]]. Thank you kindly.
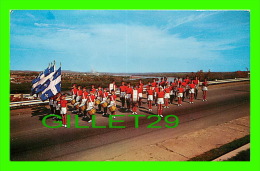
[[49, 77, 209, 127]]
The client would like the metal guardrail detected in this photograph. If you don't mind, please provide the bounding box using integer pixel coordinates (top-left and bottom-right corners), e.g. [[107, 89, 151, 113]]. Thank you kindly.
[[10, 97, 72, 108], [10, 78, 249, 108]]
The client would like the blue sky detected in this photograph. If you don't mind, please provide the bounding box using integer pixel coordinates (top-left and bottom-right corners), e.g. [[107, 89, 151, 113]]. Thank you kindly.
[[10, 10, 250, 73]]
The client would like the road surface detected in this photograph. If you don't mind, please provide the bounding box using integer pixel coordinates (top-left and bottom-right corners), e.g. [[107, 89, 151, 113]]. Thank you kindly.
[[10, 82, 250, 161]]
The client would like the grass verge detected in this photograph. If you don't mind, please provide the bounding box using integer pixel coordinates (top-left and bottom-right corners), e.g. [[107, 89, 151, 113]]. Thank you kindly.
[[188, 134, 250, 161]]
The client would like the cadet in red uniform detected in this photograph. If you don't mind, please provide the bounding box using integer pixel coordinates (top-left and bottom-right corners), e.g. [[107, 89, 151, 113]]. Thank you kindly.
[[188, 81, 196, 103], [71, 84, 78, 100], [74, 86, 83, 106], [119, 81, 127, 108], [90, 85, 97, 94], [181, 81, 188, 102], [96, 86, 103, 112], [159, 77, 165, 88], [193, 76, 200, 99], [169, 81, 176, 104], [154, 85, 159, 106], [108, 90, 117, 118], [151, 78, 158, 90], [101, 88, 109, 116], [108, 81, 117, 93], [184, 76, 191, 84], [125, 83, 133, 111], [79, 87, 88, 116], [60, 95, 68, 127], [132, 86, 139, 114], [163, 77, 169, 88], [164, 84, 171, 108], [146, 86, 154, 111], [157, 87, 165, 117], [171, 79, 178, 102], [202, 78, 208, 101], [139, 79, 144, 87], [177, 85, 184, 106], [137, 84, 143, 107]]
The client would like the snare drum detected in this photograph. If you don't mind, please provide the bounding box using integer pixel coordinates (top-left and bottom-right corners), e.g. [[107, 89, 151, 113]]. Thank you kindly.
[[80, 104, 87, 111], [95, 99, 101, 105], [109, 105, 117, 112], [101, 101, 108, 108], [75, 104, 79, 109], [87, 108, 96, 115], [71, 99, 76, 105]]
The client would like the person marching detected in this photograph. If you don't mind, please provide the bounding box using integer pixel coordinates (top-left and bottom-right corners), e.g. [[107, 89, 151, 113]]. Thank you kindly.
[[159, 77, 165, 88], [101, 88, 109, 116], [108, 81, 116, 93], [86, 91, 96, 123], [193, 76, 200, 99], [53, 93, 61, 120], [137, 83, 143, 107], [55, 93, 62, 114], [125, 83, 133, 112], [170, 81, 176, 104], [74, 85, 83, 107], [172, 79, 178, 102], [188, 81, 196, 104], [163, 77, 169, 89], [96, 86, 103, 112], [132, 86, 139, 114], [79, 87, 88, 117], [60, 95, 68, 128], [49, 96, 55, 114], [154, 84, 159, 106], [202, 78, 208, 101], [51, 94, 57, 120], [181, 80, 187, 102], [119, 81, 127, 109], [71, 84, 78, 101], [146, 86, 154, 111], [177, 85, 184, 106], [151, 78, 157, 90], [164, 84, 171, 108], [157, 87, 165, 117], [108, 90, 117, 119]]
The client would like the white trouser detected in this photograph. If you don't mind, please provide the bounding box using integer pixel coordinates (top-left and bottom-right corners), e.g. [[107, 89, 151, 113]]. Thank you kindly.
[[60, 107, 67, 114], [157, 98, 164, 104], [79, 99, 87, 107], [147, 95, 153, 101]]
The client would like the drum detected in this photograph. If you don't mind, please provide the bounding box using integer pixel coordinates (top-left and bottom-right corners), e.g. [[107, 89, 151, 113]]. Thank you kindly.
[[109, 105, 117, 112], [101, 101, 108, 108], [88, 108, 96, 115], [80, 104, 87, 111], [71, 99, 76, 105], [95, 99, 101, 105]]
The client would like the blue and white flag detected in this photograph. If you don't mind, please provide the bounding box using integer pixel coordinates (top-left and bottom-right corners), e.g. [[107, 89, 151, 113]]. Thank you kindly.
[[40, 67, 61, 101], [31, 63, 55, 95]]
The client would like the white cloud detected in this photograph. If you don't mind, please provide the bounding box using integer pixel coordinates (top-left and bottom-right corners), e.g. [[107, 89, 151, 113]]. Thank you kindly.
[[34, 23, 50, 27], [12, 23, 242, 72]]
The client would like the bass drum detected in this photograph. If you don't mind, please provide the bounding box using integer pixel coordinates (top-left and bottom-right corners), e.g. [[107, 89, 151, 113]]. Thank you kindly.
[[109, 105, 117, 112]]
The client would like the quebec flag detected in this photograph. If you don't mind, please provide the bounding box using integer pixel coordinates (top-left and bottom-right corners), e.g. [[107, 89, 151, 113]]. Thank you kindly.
[[40, 67, 61, 101], [31, 64, 55, 95]]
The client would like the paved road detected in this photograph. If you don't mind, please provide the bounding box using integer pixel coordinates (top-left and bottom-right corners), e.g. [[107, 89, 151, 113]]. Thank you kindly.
[[10, 82, 250, 161]]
